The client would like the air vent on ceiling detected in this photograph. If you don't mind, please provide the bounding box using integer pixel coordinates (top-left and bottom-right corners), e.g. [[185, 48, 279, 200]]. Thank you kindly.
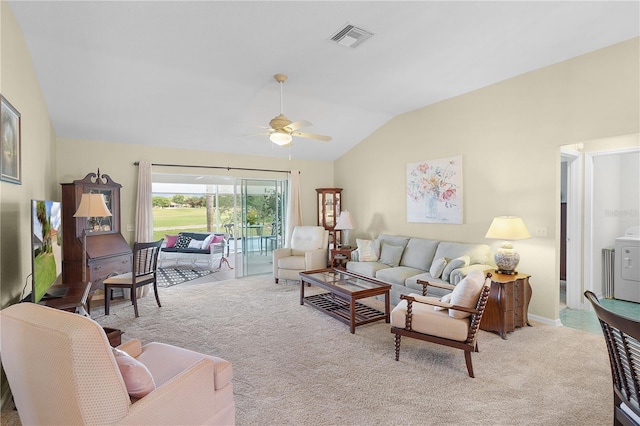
[[329, 23, 374, 49]]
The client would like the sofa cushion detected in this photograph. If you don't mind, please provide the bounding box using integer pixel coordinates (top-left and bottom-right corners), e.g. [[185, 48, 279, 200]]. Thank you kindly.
[[400, 238, 440, 271], [429, 257, 448, 279], [442, 255, 470, 282], [165, 235, 179, 248], [449, 269, 485, 318], [356, 239, 380, 262], [376, 234, 410, 249], [376, 266, 424, 286], [347, 261, 389, 277], [188, 239, 204, 249], [290, 226, 326, 256], [405, 272, 451, 298], [391, 298, 470, 342], [174, 235, 192, 249], [379, 243, 404, 267]]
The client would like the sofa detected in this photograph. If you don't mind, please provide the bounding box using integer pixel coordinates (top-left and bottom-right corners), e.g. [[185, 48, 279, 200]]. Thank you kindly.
[[159, 232, 228, 270], [346, 234, 495, 305]]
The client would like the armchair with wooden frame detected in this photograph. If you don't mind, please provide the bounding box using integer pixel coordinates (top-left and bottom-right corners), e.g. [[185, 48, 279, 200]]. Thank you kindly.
[[391, 270, 492, 378], [584, 291, 640, 426]]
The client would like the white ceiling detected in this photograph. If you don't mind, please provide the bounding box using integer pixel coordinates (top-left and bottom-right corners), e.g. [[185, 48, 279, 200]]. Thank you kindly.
[[8, 1, 639, 162]]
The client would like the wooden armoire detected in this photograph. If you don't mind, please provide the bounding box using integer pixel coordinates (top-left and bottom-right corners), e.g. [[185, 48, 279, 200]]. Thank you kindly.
[[61, 171, 132, 295]]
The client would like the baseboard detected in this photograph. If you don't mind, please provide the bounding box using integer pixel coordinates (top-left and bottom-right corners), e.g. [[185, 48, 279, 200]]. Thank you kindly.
[[529, 313, 563, 327]]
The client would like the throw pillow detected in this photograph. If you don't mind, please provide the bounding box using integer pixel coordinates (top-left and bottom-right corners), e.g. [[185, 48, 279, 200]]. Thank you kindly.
[[111, 347, 156, 398], [202, 233, 215, 248], [448, 269, 485, 319], [165, 234, 179, 248], [208, 235, 224, 249], [174, 235, 192, 249], [379, 243, 404, 267], [188, 239, 203, 249], [434, 292, 452, 311], [429, 257, 448, 279], [441, 255, 471, 282], [357, 238, 380, 262]]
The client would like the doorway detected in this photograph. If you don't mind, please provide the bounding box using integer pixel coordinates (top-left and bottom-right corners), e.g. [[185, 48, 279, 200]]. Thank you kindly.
[[237, 178, 287, 276]]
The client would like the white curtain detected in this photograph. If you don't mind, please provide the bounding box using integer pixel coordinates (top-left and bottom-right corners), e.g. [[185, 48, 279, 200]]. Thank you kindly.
[[135, 160, 153, 243], [133, 160, 153, 299], [285, 170, 303, 247]]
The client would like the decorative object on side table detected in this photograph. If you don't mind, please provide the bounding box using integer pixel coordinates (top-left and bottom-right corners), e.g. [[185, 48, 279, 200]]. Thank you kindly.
[[485, 216, 531, 274], [334, 210, 355, 248], [73, 193, 112, 283], [0, 95, 22, 184], [331, 247, 355, 268]]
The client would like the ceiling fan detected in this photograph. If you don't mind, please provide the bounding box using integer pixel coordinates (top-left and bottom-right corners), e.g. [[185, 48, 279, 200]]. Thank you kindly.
[[254, 74, 332, 146]]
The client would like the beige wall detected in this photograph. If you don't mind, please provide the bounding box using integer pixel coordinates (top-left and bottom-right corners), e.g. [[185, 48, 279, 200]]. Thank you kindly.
[[0, 2, 59, 408], [335, 37, 640, 322], [56, 138, 334, 245], [0, 3, 58, 309]]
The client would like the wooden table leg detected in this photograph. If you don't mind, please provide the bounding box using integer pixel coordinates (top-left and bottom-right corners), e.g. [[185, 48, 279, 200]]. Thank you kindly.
[[300, 280, 305, 305], [385, 290, 390, 323], [350, 298, 356, 334]]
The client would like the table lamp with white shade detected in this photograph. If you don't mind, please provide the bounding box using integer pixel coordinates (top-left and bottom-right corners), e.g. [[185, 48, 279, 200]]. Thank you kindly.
[[73, 193, 112, 282], [485, 216, 531, 275], [334, 210, 356, 248]]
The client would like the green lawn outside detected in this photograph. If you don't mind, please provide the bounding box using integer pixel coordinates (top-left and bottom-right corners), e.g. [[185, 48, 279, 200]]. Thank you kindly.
[[152, 207, 207, 227], [152, 207, 227, 241]]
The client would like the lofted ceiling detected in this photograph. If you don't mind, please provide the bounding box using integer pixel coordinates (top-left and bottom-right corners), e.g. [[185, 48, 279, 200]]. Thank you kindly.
[[7, 1, 639, 162]]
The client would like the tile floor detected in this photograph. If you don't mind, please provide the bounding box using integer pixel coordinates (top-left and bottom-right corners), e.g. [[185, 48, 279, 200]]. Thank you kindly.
[[560, 281, 640, 335]]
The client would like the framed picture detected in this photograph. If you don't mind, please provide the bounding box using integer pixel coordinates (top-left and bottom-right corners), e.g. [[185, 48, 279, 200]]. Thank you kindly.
[[407, 155, 463, 224], [1, 95, 22, 184]]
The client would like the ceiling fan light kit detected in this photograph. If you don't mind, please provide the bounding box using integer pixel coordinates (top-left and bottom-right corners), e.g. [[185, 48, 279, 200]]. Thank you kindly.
[[256, 73, 331, 147], [270, 130, 292, 146]]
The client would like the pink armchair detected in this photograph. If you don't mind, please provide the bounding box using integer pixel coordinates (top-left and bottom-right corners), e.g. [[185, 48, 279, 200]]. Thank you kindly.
[[0, 303, 235, 425]]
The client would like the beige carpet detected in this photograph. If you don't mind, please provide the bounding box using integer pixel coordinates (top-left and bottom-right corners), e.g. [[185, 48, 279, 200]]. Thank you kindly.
[[3, 275, 612, 425]]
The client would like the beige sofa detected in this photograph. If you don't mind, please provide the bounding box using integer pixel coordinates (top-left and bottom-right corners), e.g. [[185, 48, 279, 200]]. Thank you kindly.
[[347, 234, 495, 305]]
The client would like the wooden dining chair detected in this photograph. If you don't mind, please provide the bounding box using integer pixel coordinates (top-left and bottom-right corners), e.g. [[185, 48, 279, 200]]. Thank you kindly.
[[104, 239, 163, 317], [584, 291, 640, 426]]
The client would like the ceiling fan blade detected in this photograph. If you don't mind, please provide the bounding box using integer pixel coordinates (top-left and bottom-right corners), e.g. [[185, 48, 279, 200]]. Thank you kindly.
[[285, 120, 312, 132], [240, 131, 272, 138], [291, 131, 332, 142]]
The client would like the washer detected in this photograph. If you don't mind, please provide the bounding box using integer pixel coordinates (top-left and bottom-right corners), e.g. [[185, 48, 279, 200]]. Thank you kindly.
[[614, 226, 640, 303]]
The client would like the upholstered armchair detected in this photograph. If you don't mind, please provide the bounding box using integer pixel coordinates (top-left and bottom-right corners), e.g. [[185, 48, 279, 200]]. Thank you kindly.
[[0, 303, 235, 425], [273, 225, 329, 283]]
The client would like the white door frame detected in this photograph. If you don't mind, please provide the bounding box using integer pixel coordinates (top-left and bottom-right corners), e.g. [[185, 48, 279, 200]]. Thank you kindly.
[[561, 148, 583, 310], [583, 146, 640, 309]]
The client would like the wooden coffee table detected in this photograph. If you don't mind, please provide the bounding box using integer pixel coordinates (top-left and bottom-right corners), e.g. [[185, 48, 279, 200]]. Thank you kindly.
[[299, 268, 392, 334]]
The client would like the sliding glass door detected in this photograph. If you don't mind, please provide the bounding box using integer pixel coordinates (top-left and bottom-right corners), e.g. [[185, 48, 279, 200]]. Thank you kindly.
[[237, 178, 287, 276]]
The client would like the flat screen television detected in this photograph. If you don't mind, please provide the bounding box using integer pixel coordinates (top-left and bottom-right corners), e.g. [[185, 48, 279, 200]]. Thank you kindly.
[[30, 199, 66, 303]]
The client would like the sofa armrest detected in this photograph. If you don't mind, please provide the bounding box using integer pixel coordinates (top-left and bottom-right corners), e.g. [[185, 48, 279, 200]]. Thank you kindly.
[[350, 249, 360, 262], [118, 358, 232, 425], [305, 249, 328, 270], [449, 264, 494, 285]]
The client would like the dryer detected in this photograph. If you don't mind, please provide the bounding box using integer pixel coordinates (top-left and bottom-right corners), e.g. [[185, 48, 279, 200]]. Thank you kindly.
[[614, 226, 640, 303]]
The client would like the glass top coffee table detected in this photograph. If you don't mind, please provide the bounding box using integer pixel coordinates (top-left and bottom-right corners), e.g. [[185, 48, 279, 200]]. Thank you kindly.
[[299, 268, 392, 334]]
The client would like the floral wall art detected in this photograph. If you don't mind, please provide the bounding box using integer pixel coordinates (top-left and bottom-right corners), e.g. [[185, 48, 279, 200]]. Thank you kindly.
[[407, 156, 463, 224]]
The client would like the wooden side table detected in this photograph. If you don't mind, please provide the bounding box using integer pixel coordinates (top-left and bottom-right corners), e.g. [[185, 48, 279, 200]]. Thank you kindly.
[[480, 271, 532, 339], [330, 247, 355, 268]]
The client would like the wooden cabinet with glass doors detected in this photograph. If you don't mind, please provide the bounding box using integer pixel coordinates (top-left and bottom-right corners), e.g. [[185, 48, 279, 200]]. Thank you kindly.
[[316, 188, 342, 248]]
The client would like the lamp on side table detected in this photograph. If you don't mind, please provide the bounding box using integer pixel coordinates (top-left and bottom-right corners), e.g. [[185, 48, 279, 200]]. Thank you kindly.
[[73, 193, 112, 283]]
